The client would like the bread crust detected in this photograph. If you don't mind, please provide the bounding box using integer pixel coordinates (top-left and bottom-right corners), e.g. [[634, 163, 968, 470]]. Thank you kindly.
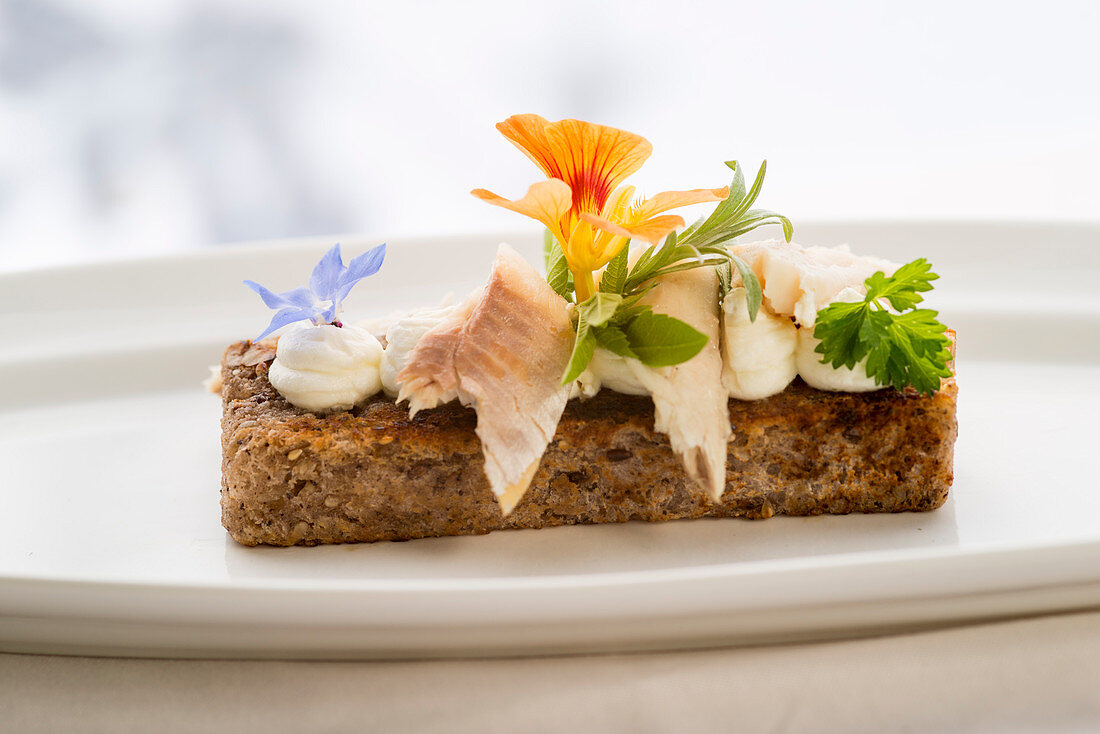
[[220, 341, 958, 546]]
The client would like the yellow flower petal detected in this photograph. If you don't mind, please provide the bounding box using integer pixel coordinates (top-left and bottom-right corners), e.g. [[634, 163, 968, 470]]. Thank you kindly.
[[563, 218, 597, 272], [579, 212, 686, 245], [638, 187, 729, 218], [471, 179, 572, 244], [601, 185, 636, 220]]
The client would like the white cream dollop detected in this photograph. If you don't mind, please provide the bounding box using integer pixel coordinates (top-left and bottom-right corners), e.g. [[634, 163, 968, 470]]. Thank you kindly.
[[575, 348, 649, 398], [795, 286, 881, 392], [720, 287, 798, 400], [379, 303, 460, 398], [268, 324, 383, 412]]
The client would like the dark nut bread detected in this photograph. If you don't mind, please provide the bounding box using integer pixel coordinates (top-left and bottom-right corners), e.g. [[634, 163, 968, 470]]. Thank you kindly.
[[220, 341, 958, 546]]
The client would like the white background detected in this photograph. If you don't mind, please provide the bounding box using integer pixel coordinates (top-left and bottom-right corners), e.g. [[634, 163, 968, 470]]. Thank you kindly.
[[0, 0, 1098, 272]]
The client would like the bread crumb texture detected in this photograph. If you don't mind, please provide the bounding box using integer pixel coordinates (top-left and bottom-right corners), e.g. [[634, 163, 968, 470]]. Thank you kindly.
[[220, 341, 958, 546]]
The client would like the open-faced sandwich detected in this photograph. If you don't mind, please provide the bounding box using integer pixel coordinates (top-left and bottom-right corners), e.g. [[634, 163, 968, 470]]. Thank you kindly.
[[216, 114, 957, 546]]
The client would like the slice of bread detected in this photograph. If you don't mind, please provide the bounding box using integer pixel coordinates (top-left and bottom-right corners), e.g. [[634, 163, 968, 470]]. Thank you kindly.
[[220, 341, 958, 546]]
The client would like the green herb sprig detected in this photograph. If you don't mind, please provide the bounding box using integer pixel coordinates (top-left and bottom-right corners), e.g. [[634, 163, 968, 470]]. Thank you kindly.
[[549, 160, 792, 384], [813, 258, 953, 395]]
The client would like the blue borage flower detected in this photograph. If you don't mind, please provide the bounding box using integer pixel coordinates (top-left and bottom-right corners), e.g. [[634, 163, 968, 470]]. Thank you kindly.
[[244, 242, 386, 341]]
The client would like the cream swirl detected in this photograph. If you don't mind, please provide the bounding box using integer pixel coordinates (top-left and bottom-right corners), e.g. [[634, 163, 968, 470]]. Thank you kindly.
[[268, 324, 383, 412]]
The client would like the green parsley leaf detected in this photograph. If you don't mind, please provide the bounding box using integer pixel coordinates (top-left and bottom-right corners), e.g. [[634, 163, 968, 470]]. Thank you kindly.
[[623, 311, 708, 368], [812, 259, 953, 395], [813, 300, 870, 370], [865, 257, 938, 311]]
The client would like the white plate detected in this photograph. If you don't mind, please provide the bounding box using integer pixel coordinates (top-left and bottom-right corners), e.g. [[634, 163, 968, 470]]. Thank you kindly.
[[1, 222, 1099, 660]]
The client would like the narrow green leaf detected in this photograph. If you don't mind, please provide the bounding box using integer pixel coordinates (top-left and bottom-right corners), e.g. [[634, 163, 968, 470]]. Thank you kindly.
[[683, 161, 751, 241], [724, 159, 748, 197], [623, 311, 708, 368], [599, 245, 629, 294], [632, 254, 729, 282], [544, 233, 574, 302], [561, 315, 596, 384], [716, 259, 733, 300], [729, 159, 767, 222], [631, 242, 657, 275], [729, 255, 762, 322], [678, 160, 793, 250], [542, 228, 555, 271], [678, 214, 709, 243], [690, 161, 747, 238], [613, 289, 655, 324]]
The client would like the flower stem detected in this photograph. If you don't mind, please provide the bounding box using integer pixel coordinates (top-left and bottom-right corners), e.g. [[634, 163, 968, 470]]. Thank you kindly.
[[573, 268, 596, 303]]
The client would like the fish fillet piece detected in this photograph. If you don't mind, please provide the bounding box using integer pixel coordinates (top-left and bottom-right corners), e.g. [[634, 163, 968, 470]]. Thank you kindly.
[[378, 298, 471, 398], [733, 240, 898, 326], [394, 288, 482, 416], [627, 267, 730, 501], [397, 244, 574, 513]]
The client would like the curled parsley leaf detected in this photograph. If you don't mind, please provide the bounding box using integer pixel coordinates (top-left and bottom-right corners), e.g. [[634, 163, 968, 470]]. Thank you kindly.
[[813, 258, 953, 395]]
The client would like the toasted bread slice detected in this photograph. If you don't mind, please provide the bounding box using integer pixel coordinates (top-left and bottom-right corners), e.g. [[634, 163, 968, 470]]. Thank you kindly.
[[219, 341, 957, 546]]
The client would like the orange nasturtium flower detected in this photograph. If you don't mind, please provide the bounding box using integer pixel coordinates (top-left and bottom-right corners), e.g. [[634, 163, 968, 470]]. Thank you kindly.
[[472, 114, 728, 302]]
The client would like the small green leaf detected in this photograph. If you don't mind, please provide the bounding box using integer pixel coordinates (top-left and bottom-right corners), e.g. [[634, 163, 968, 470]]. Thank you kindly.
[[612, 291, 655, 325], [623, 311, 708, 368], [866, 258, 937, 311], [593, 324, 639, 360], [728, 159, 766, 223], [600, 245, 629, 294], [622, 233, 732, 294], [542, 228, 555, 271], [716, 259, 733, 300], [813, 300, 870, 370], [678, 214, 708, 243], [678, 160, 793, 249], [729, 255, 763, 322], [578, 292, 623, 327], [561, 315, 596, 384], [544, 231, 574, 302]]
